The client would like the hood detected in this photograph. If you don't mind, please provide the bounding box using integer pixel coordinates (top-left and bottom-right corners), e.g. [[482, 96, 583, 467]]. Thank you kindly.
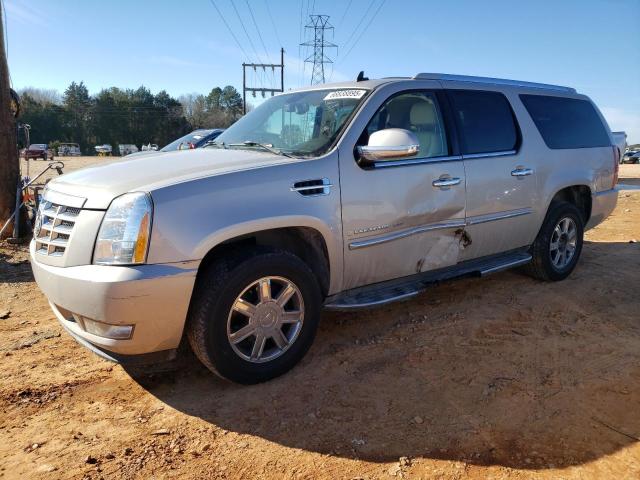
[[47, 148, 300, 209], [124, 150, 161, 158]]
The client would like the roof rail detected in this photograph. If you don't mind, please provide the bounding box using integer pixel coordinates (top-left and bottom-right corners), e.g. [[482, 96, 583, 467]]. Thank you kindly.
[[412, 73, 576, 93]]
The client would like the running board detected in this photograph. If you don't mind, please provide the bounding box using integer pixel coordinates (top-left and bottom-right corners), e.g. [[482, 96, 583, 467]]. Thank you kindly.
[[324, 251, 532, 310]]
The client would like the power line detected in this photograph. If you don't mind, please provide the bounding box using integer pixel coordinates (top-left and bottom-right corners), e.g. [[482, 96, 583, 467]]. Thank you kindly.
[[229, 0, 261, 64], [341, 0, 376, 54], [245, 0, 270, 63], [264, 0, 282, 48], [336, 0, 353, 31], [339, 0, 386, 65], [207, 0, 251, 61]]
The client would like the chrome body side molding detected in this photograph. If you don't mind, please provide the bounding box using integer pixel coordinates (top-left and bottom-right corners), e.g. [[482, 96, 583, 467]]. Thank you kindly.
[[466, 207, 533, 226], [348, 208, 533, 250], [348, 219, 466, 250]]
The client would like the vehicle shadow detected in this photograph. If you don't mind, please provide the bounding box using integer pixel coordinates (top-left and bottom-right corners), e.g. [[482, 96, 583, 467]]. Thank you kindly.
[[129, 241, 640, 469]]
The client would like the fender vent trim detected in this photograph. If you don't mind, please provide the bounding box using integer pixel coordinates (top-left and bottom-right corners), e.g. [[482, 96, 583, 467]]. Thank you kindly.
[[291, 178, 333, 197]]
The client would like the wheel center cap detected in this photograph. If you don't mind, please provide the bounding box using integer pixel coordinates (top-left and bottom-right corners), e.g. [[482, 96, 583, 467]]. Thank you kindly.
[[559, 233, 568, 250], [255, 303, 280, 328]]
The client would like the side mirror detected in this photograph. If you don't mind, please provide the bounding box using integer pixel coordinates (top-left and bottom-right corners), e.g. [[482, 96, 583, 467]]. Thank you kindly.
[[357, 128, 420, 164]]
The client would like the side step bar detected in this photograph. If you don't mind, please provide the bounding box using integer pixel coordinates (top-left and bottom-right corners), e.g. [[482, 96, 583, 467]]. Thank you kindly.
[[324, 251, 532, 311]]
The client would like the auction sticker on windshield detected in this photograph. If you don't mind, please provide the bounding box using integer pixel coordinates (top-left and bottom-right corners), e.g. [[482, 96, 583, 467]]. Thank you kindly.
[[324, 90, 367, 100]]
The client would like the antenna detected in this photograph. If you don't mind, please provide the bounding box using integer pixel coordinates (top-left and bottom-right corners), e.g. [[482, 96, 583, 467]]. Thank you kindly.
[[300, 15, 337, 85]]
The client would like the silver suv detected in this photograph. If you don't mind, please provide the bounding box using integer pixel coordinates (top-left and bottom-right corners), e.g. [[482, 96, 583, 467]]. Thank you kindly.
[[30, 73, 619, 383]]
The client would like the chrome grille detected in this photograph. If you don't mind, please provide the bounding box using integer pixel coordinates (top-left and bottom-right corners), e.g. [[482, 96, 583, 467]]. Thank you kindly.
[[34, 201, 80, 256]]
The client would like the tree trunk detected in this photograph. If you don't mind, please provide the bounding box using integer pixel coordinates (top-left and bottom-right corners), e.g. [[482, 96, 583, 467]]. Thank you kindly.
[[0, 5, 20, 238]]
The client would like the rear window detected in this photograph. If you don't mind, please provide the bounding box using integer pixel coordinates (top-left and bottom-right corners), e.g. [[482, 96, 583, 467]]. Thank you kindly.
[[520, 94, 610, 149], [449, 90, 519, 155]]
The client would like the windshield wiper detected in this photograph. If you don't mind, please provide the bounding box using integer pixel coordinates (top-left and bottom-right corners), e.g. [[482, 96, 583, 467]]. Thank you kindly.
[[228, 141, 293, 158], [203, 140, 227, 149]]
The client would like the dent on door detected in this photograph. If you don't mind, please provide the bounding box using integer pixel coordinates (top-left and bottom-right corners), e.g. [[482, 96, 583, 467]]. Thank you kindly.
[[341, 164, 467, 289]]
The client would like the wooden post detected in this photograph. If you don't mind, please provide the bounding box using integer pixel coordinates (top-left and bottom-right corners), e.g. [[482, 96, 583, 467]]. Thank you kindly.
[[280, 48, 284, 92], [0, 4, 20, 237], [242, 63, 246, 115]]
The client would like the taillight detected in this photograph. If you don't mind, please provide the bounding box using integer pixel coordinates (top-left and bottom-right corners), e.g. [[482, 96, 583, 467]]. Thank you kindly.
[[612, 146, 619, 188]]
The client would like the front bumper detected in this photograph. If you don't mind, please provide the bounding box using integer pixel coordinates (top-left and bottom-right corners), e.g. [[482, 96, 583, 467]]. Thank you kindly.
[[30, 241, 198, 359], [586, 188, 618, 230]]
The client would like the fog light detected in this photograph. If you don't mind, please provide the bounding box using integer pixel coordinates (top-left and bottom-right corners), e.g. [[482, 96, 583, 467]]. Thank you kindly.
[[82, 317, 134, 340]]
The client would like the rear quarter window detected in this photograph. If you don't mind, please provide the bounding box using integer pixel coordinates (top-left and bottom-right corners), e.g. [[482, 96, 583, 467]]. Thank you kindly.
[[449, 90, 519, 155], [519, 94, 610, 149]]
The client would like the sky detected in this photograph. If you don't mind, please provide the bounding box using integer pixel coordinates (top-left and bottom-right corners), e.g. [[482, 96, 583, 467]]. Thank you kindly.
[[3, 0, 640, 142]]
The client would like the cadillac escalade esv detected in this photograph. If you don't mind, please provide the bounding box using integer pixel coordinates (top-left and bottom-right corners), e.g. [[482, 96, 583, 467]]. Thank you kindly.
[[31, 73, 619, 383]]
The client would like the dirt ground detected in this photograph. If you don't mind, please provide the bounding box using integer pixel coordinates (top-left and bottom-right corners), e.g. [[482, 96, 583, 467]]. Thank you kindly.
[[1, 159, 639, 479]]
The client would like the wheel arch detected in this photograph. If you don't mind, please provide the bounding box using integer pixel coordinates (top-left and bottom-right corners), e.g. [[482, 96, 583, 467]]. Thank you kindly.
[[194, 219, 336, 298], [546, 185, 592, 224]]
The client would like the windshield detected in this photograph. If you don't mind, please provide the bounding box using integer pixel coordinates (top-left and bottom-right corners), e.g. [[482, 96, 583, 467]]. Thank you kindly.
[[29, 144, 46, 150], [213, 88, 368, 157], [161, 130, 214, 152]]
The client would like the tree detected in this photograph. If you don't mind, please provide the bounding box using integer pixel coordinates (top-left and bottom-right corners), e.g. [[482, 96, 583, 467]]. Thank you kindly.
[[205, 87, 222, 111], [0, 5, 19, 236], [62, 81, 92, 152], [220, 85, 243, 118]]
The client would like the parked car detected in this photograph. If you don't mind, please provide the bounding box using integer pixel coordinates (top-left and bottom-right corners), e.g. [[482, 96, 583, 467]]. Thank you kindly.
[[621, 150, 639, 164], [118, 144, 139, 156], [31, 73, 619, 384], [94, 144, 112, 156], [611, 131, 627, 157], [126, 129, 224, 157], [24, 143, 52, 160], [141, 143, 159, 151], [58, 143, 81, 157]]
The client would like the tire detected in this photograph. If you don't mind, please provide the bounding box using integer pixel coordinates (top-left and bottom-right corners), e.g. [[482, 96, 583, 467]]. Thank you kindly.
[[187, 247, 322, 384], [524, 201, 584, 281]]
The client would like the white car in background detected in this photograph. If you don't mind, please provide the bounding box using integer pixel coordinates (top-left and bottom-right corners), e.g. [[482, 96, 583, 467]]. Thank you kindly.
[[126, 129, 224, 158]]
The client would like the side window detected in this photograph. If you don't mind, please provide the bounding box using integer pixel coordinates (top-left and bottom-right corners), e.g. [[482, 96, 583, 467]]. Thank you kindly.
[[449, 90, 518, 154], [519, 94, 610, 149], [361, 91, 449, 159]]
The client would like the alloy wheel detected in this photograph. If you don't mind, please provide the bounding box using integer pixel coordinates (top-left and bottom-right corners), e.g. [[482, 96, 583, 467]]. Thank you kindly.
[[549, 217, 577, 270], [226, 276, 304, 363]]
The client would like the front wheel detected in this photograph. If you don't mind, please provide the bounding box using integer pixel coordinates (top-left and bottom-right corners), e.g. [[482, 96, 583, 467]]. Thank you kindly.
[[524, 201, 584, 281], [187, 248, 322, 384]]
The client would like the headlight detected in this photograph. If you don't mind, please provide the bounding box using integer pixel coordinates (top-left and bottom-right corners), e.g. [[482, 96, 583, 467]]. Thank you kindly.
[[93, 192, 153, 265]]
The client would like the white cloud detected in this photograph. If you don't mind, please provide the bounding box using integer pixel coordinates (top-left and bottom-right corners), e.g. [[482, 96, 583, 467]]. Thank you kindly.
[[601, 107, 640, 145]]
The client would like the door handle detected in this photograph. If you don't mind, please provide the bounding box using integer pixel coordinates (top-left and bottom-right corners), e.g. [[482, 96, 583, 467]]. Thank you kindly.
[[511, 167, 533, 177], [432, 177, 461, 188]]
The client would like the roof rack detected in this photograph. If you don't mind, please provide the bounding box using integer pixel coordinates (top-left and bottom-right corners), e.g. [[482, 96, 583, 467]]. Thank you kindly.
[[412, 73, 576, 93]]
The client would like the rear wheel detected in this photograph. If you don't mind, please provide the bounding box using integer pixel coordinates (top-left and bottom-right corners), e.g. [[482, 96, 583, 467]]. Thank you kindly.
[[187, 248, 322, 384], [524, 201, 584, 281]]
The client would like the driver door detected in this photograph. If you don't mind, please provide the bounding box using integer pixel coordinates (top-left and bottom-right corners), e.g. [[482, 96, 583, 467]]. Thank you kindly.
[[339, 84, 467, 290]]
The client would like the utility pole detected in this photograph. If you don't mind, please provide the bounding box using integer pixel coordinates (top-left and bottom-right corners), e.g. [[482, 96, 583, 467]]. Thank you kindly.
[[242, 48, 284, 114], [300, 15, 337, 85], [0, 2, 20, 237]]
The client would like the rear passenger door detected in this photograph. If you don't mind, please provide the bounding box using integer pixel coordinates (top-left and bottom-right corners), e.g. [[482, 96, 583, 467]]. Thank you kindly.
[[447, 88, 539, 260]]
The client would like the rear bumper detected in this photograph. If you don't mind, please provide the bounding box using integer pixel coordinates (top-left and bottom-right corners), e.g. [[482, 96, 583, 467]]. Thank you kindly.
[[586, 188, 618, 230], [30, 241, 198, 359]]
